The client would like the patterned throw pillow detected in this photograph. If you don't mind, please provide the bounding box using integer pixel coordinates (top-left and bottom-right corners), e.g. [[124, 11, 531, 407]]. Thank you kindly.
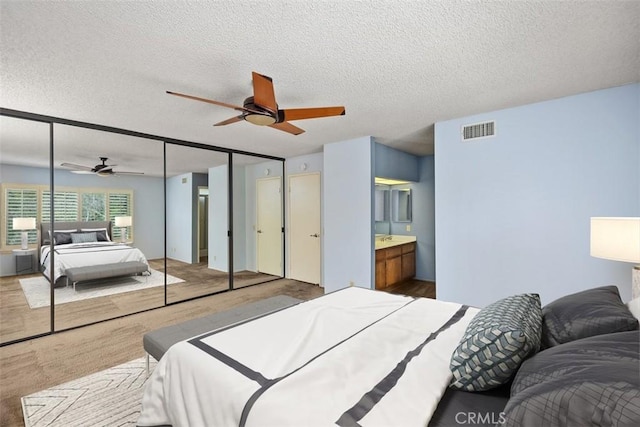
[[70, 232, 97, 244], [449, 293, 542, 392]]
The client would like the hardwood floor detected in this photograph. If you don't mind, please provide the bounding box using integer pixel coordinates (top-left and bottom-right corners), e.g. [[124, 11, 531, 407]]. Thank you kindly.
[[0, 257, 278, 344], [0, 278, 324, 427], [0, 274, 436, 426], [385, 278, 436, 299]]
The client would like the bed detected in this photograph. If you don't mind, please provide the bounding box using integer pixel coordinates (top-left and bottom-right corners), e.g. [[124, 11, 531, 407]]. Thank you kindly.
[[39, 221, 149, 288], [138, 285, 640, 427]]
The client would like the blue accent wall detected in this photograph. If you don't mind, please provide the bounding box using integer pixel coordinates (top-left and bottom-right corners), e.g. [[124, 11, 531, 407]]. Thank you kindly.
[[435, 83, 640, 306], [374, 142, 419, 182], [323, 137, 374, 292], [413, 157, 436, 281]]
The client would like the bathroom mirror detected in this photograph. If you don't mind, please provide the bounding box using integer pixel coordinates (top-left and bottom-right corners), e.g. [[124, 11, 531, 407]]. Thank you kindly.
[[374, 186, 389, 222], [374, 185, 390, 234], [392, 188, 412, 222]]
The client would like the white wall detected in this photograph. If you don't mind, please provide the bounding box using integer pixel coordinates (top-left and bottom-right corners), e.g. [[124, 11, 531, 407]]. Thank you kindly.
[[435, 83, 640, 307], [208, 164, 229, 271], [166, 173, 194, 263], [323, 137, 374, 292]]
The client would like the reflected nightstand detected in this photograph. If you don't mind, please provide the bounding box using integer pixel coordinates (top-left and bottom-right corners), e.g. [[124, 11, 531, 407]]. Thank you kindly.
[[13, 248, 37, 275]]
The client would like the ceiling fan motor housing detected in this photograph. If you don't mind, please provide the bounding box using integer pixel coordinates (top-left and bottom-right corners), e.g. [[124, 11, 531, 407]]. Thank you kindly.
[[242, 96, 277, 125]]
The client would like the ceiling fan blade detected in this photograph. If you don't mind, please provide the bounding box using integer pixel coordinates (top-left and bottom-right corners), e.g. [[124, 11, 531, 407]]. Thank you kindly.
[[166, 90, 263, 115], [280, 106, 346, 122], [214, 116, 243, 126], [113, 171, 145, 176], [70, 170, 95, 174], [61, 162, 93, 171], [269, 121, 305, 135], [252, 72, 277, 112]]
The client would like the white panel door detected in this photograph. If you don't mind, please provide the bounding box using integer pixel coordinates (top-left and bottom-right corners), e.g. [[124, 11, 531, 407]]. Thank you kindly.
[[257, 177, 282, 276], [289, 173, 321, 285]]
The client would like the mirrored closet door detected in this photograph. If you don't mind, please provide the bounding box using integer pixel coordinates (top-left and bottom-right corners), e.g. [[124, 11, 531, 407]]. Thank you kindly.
[[231, 153, 284, 288], [52, 124, 165, 331], [0, 116, 52, 344], [165, 143, 231, 304]]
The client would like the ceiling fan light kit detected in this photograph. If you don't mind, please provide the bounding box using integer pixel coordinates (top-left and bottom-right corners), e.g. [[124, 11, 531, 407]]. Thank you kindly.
[[167, 71, 345, 135]]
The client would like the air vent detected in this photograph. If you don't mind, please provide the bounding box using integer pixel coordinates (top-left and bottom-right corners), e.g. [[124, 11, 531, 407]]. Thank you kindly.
[[462, 121, 495, 141]]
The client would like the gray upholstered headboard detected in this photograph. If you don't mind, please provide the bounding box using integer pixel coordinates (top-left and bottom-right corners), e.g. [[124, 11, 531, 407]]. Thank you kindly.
[[40, 221, 113, 246]]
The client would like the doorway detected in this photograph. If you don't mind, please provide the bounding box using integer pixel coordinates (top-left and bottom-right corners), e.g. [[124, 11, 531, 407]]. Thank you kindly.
[[198, 186, 208, 261], [288, 172, 321, 285]]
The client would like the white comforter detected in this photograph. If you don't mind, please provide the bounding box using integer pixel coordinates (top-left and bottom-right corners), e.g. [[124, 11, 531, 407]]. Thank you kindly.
[[41, 242, 148, 283], [138, 287, 479, 427]]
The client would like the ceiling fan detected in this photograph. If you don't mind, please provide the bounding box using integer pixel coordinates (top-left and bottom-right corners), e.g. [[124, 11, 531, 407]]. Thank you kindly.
[[60, 157, 144, 177], [167, 71, 346, 135]]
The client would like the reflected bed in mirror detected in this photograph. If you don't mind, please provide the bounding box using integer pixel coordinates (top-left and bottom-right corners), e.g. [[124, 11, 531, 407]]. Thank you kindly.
[[39, 221, 149, 288]]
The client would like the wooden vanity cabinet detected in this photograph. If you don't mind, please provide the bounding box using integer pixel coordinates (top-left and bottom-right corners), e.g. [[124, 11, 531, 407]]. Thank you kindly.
[[385, 246, 403, 287], [375, 249, 387, 289], [375, 242, 416, 289], [401, 242, 416, 281]]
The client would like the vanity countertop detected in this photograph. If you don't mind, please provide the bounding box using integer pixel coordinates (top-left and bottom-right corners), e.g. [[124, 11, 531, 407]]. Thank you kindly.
[[375, 235, 417, 250]]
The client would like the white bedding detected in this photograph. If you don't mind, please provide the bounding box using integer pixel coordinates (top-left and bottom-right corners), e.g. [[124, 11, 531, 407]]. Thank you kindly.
[[41, 242, 148, 283], [138, 287, 479, 427]]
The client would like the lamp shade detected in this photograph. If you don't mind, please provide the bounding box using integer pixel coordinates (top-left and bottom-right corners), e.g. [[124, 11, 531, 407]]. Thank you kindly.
[[114, 216, 132, 227], [12, 217, 36, 231], [590, 217, 640, 263]]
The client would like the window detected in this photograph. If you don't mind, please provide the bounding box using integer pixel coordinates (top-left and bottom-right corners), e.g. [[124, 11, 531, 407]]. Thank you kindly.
[[81, 193, 106, 221], [42, 191, 79, 222], [5, 188, 38, 246], [108, 192, 132, 240], [1, 184, 133, 249]]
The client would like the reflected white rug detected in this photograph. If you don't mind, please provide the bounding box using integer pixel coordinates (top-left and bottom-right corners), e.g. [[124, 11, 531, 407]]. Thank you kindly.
[[19, 269, 184, 309], [22, 357, 154, 427]]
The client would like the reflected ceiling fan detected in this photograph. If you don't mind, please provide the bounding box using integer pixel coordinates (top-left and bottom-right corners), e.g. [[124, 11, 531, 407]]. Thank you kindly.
[[60, 157, 144, 176], [167, 71, 345, 135]]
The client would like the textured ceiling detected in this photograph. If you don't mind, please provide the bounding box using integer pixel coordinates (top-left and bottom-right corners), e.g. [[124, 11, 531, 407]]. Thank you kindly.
[[1, 0, 639, 169]]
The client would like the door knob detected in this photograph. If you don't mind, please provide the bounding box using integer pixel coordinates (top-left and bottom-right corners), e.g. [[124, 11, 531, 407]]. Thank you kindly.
[[257, 230, 263, 234], [310, 233, 319, 238]]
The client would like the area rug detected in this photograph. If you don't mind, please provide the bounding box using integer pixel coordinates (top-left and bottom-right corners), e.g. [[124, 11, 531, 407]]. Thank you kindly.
[[22, 357, 155, 427], [19, 269, 184, 309]]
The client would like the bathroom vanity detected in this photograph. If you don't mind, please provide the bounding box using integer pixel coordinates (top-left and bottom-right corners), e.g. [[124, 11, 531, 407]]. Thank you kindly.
[[375, 236, 416, 289]]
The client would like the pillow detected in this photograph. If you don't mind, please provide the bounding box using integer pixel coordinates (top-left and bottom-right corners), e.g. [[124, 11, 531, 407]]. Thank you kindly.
[[541, 285, 639, 348], [503, 331, 640, 426], [70, 232, 97, 244], [449, 293, 542, 392], [628, 297, 640, 321], [81, 227, 110, 242], [50, 229, 77, 245]]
